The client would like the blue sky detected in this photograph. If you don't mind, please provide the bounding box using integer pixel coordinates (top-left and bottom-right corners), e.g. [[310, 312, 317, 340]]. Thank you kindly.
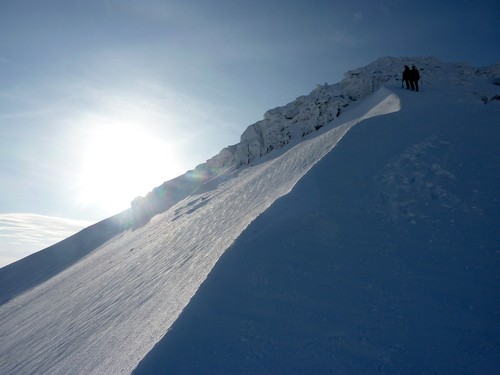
[[1, 0, 499, 266]]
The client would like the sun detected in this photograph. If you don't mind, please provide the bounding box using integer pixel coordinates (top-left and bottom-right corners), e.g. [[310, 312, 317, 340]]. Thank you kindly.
[[78, 123, 181, 214]]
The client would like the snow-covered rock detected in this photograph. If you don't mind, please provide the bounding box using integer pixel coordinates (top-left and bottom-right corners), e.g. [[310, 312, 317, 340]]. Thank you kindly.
[[200, 56, 500, 169]]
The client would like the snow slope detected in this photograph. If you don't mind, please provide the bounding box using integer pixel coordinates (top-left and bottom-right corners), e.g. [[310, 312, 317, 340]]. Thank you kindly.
[[1, 57, 499, 374], [134, 69, 500, 374]]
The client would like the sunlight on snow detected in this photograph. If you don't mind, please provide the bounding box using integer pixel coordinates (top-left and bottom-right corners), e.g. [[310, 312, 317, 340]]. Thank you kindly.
[[78, 123, 182, 213]]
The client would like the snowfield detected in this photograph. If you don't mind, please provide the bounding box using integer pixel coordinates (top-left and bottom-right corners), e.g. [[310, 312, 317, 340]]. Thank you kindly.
[[1, 57, 499, 374]]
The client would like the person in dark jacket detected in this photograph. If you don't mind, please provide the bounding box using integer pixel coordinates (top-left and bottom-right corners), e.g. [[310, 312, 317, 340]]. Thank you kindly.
[[410, 65, 420, 91], [402, 65, 411, 89]]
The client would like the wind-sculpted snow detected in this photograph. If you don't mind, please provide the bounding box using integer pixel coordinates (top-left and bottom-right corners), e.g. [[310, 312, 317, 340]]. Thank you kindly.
[[0, 87, 400, 374], [1, 56, 498, 375]]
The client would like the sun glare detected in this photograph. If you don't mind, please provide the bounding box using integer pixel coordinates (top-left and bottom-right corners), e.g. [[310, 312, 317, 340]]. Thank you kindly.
[[78, 123, 182, 214]]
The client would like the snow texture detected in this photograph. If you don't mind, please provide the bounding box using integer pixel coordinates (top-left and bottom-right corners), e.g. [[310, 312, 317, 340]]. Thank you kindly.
[[1, 57, 499, 375]]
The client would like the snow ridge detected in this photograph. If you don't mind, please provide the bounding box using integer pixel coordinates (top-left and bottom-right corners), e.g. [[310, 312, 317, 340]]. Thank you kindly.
[[133, 67, 500, 374], [0, 81, 402, 375], [132, 57, 499, 226]]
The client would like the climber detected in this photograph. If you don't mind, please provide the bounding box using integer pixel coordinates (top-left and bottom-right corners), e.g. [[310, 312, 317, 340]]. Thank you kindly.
[[402, 65, 411, 89], [410, 65, 420, 92]]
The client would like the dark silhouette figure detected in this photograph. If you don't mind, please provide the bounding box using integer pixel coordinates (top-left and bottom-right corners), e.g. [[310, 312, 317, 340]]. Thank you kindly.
[[402, 65, 411, 89], [410, 65, 420, 91]]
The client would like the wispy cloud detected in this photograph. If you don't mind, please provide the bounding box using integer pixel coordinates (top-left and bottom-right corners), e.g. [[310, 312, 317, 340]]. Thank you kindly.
[[0, 213, 93, 267]]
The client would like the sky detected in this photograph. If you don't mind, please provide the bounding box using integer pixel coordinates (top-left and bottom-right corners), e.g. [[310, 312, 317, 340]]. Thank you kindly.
[[1, 0, 499, 266]]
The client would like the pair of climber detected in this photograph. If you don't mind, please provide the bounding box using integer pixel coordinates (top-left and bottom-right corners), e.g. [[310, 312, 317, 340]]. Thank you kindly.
[[402, 65, 420, 92]]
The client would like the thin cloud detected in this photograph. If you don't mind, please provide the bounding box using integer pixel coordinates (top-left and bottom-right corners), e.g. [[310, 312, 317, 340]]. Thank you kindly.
[[0, 213, 93, 267], [0, 213, 92, 245]]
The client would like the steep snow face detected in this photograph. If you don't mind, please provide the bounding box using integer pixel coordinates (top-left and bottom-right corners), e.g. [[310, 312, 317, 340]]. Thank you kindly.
[[133, 64, 500, 375], [0, 87, 400, 374]]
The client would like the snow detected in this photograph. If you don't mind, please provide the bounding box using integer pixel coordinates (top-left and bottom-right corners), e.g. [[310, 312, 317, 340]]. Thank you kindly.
[[1, 57, 499, 374], [134, 67, 500, 375]]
